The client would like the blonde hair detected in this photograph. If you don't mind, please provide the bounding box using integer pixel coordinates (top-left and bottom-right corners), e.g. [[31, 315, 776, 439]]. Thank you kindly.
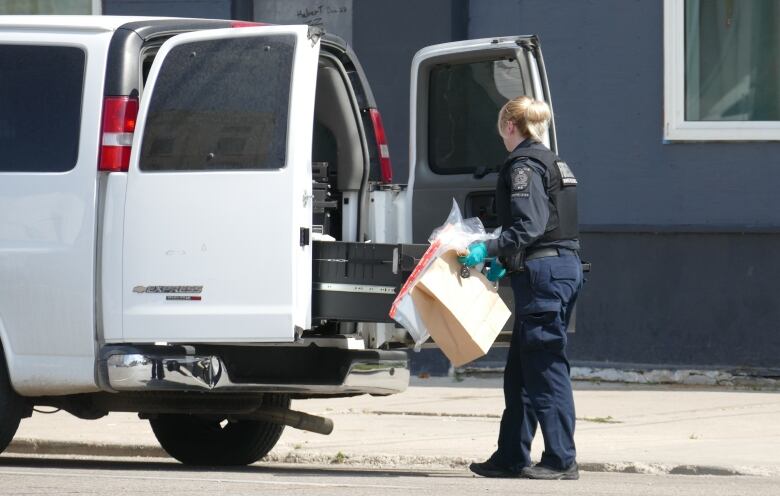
[[497, 96, 551, 142]]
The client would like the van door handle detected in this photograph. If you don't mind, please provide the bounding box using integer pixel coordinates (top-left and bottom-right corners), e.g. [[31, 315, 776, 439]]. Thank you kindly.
[[473, 164, 499, 179]]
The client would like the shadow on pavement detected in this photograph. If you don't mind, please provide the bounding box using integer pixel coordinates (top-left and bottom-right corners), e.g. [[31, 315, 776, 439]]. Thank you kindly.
[[412, 376, 780, 393], [0, 455, 456, 479]]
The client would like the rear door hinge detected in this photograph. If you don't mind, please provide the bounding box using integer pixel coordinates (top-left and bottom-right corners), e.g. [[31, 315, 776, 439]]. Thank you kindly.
[[307, 26, 324, 46]]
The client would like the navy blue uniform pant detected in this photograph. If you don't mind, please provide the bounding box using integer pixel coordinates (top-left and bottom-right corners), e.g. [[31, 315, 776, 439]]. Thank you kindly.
[[489, 253, 582, 471]]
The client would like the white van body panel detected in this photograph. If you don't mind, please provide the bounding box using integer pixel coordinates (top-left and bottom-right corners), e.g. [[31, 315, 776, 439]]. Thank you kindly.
[[100, 173, 127, 343], [0, 15, 162, 32], [367, 188, 410, 244], [0, 29, 112, 395], [121, 26, 317, 343]]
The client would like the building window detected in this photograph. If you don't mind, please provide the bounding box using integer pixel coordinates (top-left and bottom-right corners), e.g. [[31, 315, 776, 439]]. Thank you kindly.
[[664, 0, 780, 141], [0, 0, 100, 15]]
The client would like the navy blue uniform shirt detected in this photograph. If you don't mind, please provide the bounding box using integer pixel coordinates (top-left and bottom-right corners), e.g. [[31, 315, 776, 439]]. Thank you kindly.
[[485, 139, 580, 258]]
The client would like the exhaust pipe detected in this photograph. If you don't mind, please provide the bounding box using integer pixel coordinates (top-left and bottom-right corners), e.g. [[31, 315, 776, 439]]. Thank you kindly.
[[247, 406, 334, 435]]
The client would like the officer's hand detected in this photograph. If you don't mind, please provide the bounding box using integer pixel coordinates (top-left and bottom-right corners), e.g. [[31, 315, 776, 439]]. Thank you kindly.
[[486, 258, 507, 282], [457, 242, 487, 267]]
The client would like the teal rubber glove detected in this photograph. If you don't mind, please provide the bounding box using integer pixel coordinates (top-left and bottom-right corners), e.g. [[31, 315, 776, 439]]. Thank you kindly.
[[457, 242, 488, 267], [486, 258, 507, 282]]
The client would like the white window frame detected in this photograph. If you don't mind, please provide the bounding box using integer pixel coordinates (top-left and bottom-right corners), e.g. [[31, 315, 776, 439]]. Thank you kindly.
[[663, 0, 780, 141], [0, 0, 101, 14]]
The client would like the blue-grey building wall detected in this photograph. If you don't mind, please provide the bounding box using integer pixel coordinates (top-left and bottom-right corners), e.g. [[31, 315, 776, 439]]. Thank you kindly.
[[104, 0, 231, 18]]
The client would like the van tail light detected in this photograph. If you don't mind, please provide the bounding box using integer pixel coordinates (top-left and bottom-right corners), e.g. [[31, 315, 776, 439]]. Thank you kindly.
[[99, 96, 139, 172], [230, 21, 268, 28], [368, 108, 393, 183]]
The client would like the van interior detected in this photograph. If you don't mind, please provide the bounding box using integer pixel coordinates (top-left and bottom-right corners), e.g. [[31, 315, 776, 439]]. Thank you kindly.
[[311, 56, 365, 242]]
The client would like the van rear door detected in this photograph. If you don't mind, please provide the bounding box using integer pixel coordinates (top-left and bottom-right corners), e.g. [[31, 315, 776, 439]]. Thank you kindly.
[[409, 36, 555, 337], [122, 26, 318, 343], [409, 36, 555, 243]]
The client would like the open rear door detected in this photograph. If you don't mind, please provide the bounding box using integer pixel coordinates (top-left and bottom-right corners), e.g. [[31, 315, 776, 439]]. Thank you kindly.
[[409, 36, 555, 339], [409, 35, 555, 244], [122, 26, 318, 343]]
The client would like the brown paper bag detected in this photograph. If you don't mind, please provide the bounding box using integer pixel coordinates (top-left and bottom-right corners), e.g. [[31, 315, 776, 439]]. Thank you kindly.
[[411, 250, 511, 367]]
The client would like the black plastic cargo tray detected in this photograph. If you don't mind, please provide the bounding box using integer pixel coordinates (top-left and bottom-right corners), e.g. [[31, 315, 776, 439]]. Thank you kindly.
[[312, 241, 426, 323]]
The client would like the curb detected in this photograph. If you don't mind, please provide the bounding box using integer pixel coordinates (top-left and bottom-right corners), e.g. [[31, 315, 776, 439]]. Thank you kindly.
[[6, 438, 774, 477], [8, 439, 166, 458]]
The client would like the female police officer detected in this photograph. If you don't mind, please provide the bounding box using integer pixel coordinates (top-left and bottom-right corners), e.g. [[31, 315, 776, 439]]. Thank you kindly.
[[460, 96, 583, 480]]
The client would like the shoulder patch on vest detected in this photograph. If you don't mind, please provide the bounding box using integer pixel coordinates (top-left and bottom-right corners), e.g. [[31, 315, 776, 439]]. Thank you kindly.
[[555, 160, 578, 186], [510, 166, 531, 192]]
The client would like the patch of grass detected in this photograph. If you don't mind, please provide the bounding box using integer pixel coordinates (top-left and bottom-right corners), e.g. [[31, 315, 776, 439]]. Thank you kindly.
[[689, 433, 700, 440], [293, 444, 303, 450], [331, 451, 348, 464], [580, 415, 622, 424]]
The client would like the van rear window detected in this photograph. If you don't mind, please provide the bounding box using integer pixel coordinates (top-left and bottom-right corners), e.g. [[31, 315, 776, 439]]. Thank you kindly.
[[428, 58, 529, 175], [0, 45, 84, 173], [140, 35, 295, 172]]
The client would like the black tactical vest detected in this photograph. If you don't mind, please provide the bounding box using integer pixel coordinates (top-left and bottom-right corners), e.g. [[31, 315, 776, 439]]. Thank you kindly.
[[500, 144, 579, 243]]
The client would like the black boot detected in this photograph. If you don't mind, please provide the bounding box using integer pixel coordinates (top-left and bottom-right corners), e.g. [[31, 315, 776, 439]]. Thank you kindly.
[[469, 459, 522, 478], [521, 462, 579, 480]]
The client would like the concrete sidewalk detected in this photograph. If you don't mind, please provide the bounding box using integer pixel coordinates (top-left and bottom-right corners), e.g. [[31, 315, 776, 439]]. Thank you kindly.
[[6, 378, 780, 476]]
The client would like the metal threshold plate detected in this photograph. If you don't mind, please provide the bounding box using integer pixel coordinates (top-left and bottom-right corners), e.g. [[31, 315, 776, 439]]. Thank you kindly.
[[313, 283, 396, 295]]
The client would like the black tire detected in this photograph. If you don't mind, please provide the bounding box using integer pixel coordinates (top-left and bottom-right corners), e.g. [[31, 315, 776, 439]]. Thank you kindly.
[[149, 393, 290, 466], [0, 349, 26, 454]]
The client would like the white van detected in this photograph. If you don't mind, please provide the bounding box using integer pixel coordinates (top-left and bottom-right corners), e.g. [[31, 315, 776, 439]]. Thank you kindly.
[[0, 16, 558, 465]]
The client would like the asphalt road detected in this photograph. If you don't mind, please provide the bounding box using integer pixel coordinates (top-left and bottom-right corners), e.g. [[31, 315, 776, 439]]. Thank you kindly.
[[0, 455, 778, 496]]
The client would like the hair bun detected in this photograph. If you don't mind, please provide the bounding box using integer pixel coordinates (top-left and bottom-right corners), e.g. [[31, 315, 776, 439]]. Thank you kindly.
[[526, 100, 551, 125], [498, 96, 551, 142]]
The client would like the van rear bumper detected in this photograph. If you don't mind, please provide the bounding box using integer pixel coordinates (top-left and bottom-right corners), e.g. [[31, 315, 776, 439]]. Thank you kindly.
[[100, 345, 409, 396]]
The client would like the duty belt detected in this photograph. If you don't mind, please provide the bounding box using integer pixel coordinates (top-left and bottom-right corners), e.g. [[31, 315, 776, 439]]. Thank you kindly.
[[499, 247, 577, 273], [525, 247, 578, 261]]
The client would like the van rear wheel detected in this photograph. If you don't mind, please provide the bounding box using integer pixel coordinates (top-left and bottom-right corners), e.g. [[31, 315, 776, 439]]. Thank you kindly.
[[149, 393, 290, 466], [0, 350, 26, 454]]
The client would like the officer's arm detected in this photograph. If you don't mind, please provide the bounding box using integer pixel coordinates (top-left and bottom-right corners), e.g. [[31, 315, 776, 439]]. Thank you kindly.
[[486, 161, 550, 257]]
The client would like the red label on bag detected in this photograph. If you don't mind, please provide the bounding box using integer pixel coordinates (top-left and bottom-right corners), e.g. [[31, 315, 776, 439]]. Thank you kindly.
[[389, 239, 443, 319]]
